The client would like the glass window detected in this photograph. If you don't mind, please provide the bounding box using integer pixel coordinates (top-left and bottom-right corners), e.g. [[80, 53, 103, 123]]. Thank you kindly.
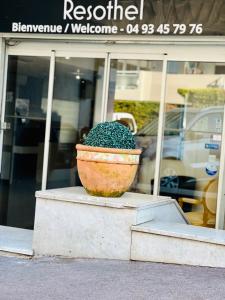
[[159, 61, 225, 228], [0, 56, 50, 229], [46, 57, 105, 189], [191, 113, 223, 133], [107, 59, 163, 194]]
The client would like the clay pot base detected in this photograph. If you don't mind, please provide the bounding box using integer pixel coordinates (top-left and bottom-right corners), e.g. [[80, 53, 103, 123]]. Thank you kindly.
[[85, 188, 125, 198], [76, 144, 141, 198]]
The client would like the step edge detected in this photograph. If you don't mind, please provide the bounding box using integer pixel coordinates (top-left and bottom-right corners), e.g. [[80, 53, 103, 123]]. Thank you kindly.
[[131, 224, 225, 246], [0, 246, 33, 256]]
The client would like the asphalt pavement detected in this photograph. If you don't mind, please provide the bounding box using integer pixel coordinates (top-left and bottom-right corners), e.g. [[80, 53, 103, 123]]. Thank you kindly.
[[0, 255, 225, 300]]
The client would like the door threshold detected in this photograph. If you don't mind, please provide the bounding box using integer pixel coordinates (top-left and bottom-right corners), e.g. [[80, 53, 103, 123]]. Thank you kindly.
[[0, 226, 33, 256]]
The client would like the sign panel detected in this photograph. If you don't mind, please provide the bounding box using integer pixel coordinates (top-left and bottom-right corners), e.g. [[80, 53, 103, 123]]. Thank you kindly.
[[205, 143, 220, 150], [1, 0, 225, 35]]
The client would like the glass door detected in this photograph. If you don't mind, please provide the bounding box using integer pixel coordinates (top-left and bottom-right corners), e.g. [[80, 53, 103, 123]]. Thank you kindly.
[[107, 54, 164, 194], [46, 56, 105, 189], [0, 48, 107, 230], [0, 55, 50, 229], [159, 61, 225, 228], [106, 52, 225, 229]]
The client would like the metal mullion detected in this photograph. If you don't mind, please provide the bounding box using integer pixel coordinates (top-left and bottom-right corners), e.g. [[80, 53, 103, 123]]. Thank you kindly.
[[41, 50, 55, 190], [153, 56, 168, 196], [0, 44, 8, 172], [101, 52, 111, 121]]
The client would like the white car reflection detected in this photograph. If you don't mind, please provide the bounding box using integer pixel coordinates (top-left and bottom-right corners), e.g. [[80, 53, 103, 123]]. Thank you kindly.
[[135, 106, 223, 195]]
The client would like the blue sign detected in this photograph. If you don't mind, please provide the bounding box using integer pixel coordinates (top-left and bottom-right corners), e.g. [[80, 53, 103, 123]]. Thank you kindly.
[[205, 143, 219, 150]]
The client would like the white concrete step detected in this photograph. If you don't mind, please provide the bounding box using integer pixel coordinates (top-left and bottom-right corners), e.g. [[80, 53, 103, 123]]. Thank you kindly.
[[0, 226, 33, 256], [35, 187, 188, 226], [34, 187, 187, 259], [131, 222, 225, 268]]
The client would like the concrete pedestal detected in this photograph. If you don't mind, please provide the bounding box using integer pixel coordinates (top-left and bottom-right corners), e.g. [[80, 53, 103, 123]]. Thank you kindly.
[[33, 187, 186, 259]]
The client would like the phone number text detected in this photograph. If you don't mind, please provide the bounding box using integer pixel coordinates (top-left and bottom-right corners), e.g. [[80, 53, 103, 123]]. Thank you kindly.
[[124, 24, 203, 35]]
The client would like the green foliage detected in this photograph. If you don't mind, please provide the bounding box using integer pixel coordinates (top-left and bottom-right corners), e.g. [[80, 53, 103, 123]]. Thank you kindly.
[[178, 88, 225, 108], [84, 121, 136, 149], [114, 100, 159, 130]]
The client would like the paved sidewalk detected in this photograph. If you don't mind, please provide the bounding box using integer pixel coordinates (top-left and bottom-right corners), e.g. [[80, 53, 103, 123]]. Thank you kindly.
[[0, 255, 225, 300]]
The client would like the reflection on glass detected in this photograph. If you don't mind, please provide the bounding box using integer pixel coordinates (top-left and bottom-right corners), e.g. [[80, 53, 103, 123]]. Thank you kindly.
[[159, 61, 225, 228], [47, 57, 105, 189], [108, 59, 163, 194], [0, 56, 50, 229]]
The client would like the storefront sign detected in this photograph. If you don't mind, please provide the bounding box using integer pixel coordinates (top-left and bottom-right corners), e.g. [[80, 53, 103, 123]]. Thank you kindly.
[[1, 0, 225, 35], [63, 0, 144, 22]]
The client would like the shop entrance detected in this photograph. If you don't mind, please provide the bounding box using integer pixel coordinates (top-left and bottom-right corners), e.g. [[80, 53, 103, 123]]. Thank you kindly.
[[1, 42, 225, 230]]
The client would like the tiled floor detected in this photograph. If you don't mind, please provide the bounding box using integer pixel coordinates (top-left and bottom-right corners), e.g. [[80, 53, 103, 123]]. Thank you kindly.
[[0, 226, 33, 256]]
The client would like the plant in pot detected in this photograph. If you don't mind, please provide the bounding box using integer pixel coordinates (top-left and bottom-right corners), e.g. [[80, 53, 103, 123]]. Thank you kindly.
[[76, 121, 141, 197]]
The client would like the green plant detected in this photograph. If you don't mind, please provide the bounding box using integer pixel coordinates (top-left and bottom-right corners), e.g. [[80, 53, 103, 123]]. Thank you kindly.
[[114, 100, 159, 130], [84, 121, 136, 149], [178, 88, 225, 108]]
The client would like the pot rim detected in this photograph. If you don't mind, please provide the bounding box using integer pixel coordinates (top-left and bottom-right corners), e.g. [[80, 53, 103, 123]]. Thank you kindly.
[[76, 144, 142, 155]]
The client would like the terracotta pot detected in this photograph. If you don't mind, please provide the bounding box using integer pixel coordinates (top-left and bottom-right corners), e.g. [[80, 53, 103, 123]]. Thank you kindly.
[[76, 144, 141, 197]]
